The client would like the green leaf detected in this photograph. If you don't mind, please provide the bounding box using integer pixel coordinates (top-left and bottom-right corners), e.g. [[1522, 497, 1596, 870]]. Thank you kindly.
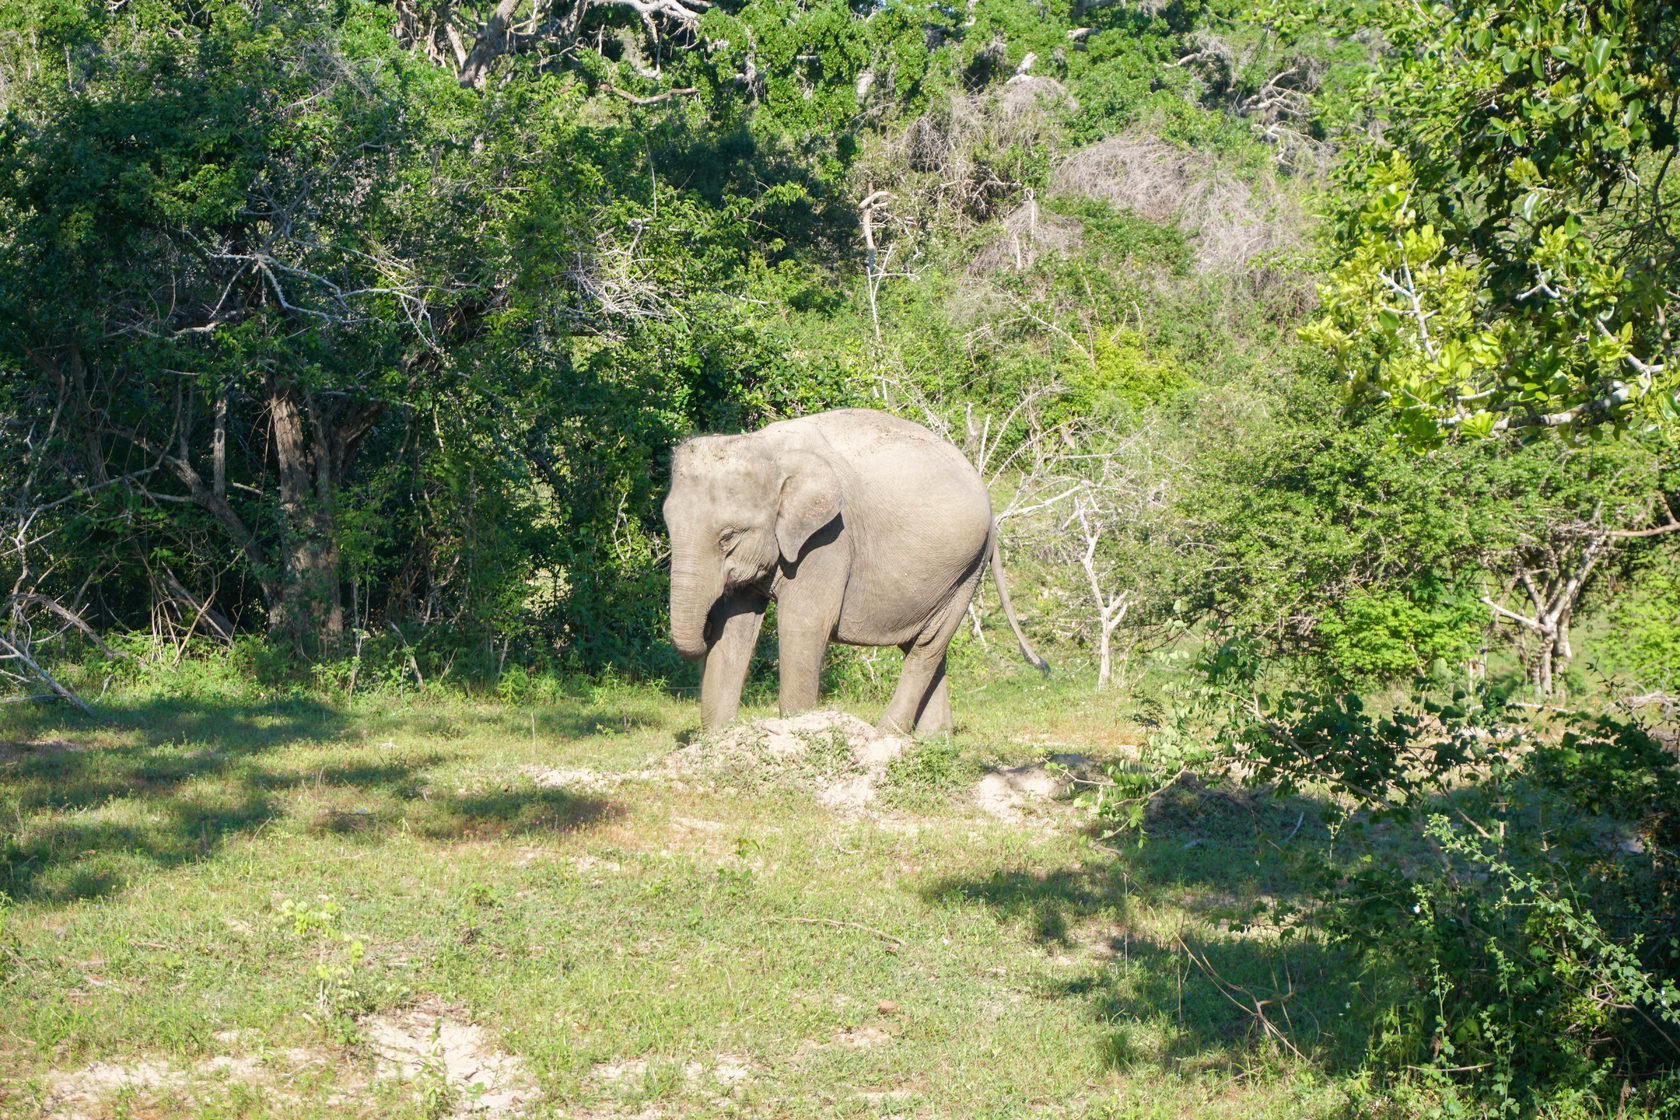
[[1590, 37, 1611, 76]]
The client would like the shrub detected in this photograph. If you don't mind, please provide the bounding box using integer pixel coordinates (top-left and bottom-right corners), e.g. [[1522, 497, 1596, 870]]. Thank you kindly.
[[1241, 686, 1680, 1114], [1316, 582, 1483, 687], [1599, 549, 1680, 693]]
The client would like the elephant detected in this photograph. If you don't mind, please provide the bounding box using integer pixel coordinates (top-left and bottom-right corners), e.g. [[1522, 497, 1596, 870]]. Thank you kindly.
[[663, 407, 1047, 734]]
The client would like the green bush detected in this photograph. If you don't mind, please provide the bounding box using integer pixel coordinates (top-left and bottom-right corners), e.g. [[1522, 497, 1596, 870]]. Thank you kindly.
[[1316, 582, 1483, 686], [1598, 550, 1680, 692], [880, 739, 979, 810], [1240, 686, 1680, 1114]]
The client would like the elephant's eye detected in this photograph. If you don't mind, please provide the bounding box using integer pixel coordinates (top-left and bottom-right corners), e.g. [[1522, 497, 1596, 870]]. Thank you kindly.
[[718, 529, 739, 551]]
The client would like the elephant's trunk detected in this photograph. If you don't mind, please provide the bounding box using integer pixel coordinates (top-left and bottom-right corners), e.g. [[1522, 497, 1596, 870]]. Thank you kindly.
[[669, 564, 715, 661]]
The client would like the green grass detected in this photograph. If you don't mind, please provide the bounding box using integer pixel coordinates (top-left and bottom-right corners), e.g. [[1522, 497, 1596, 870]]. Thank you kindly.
[[0, 671, 1366, 1118]]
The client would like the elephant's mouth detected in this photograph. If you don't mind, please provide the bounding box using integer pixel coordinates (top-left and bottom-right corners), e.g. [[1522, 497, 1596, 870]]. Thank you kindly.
[[701, 591, 746, 645]]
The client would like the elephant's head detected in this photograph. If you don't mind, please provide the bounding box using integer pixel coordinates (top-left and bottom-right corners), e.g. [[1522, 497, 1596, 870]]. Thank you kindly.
[[662, 433, 842, 660]]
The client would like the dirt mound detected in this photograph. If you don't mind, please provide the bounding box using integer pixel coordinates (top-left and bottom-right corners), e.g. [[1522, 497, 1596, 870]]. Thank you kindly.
[[524, 710, 910, 814], [665, 710, 911, 814], [975, 754, 1094, 822]]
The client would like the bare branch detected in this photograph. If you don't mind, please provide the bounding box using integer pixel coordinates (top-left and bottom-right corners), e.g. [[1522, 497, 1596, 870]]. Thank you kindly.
[[605, 84, 697, 104]]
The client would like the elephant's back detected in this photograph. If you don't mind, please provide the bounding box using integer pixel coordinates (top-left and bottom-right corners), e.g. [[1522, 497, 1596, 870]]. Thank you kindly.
[[792, 409, 986, 495]]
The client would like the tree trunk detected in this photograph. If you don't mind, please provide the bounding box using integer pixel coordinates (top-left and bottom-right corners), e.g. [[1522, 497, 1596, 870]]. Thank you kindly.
[[1095, 605, 1126, 691], [266, 375, 353, 654]]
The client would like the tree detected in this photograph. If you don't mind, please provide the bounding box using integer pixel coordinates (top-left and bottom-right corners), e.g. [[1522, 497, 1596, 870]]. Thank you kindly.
[[1477, 441, 1678, 693], [1032, 422, 1189, 691], [1179, 384, 1496, 683], [1305, 0, 1680, 443], [390, 0, 713, 90], [0, 2, 486, 652]]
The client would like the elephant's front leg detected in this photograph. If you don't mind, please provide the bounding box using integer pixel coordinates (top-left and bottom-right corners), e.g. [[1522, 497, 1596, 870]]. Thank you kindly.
[[775, 568, 845, 718], [700, 592, 767, 730]]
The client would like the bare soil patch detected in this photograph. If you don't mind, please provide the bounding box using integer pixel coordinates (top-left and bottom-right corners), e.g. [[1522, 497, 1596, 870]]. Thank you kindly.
[[366, 1003, 539, 1116], [43, 1049, 321, 1119], [975, 754, 1094, 821], [40, 1003, 534, 1119]]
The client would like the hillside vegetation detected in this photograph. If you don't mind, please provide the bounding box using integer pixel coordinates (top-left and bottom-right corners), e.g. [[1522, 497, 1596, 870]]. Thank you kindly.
[[1, 0, 1678, 1116]]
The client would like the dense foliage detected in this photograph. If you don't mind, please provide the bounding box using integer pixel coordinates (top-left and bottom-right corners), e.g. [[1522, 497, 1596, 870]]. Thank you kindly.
[[1307, 0, 1680, 443]]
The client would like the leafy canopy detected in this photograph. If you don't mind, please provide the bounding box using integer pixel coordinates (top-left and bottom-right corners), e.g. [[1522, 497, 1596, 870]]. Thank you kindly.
[[1305, 0, 1680, 444]]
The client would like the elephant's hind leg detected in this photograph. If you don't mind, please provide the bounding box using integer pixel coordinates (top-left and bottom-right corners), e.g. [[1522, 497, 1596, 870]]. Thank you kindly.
[[912, 657, 953, 734], [880, 560, 983, 736], [883, 641, 955, 736]]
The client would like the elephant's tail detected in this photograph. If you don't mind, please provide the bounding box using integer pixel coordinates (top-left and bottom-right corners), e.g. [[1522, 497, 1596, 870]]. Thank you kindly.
[[987, 522, 1050, 676]]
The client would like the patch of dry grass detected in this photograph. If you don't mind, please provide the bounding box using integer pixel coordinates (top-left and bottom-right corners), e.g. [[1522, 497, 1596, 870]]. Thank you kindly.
[[1051, 134, 1307, 273]]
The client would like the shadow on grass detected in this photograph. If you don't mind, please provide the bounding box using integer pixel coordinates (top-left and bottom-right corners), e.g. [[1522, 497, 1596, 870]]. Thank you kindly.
[[1, 700, 337, 807], [383, 703, 673, 744], [0, 697, 631, 907], [1048, 932, 1369, 1076], [408, 787, 622, 841], [922, 785, 1376, 1077], [0, 789, 282, 905]]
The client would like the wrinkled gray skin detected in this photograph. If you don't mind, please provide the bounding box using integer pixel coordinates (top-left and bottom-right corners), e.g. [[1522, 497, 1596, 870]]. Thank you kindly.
[[663, 408, 1047, 734]]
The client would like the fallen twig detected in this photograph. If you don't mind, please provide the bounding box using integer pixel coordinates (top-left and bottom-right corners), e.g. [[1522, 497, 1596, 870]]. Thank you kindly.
[[1175, 934, 1306, 1060], [387, 622, 426, 692], [0, 942, 46, 973], [0, 635, 93, 714]]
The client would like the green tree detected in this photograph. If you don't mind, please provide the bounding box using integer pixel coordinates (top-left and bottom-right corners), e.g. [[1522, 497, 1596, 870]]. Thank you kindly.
[[0, 1, 478, 652], [1181, 386, 1498, 683], [1306, 0, 1680, 443]]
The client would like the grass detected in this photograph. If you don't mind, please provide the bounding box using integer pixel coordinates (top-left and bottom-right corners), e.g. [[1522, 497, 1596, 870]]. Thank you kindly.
[[0, 668, 1369, 1118]]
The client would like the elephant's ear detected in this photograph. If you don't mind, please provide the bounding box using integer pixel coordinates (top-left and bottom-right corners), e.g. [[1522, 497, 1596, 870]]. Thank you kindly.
[[775, 451, 842, 562]]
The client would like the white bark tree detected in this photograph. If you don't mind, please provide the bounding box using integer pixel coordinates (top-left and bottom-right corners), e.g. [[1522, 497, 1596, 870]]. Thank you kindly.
[[1072, 496, 1133, 690], [391, 0, 714, 88], [1482, 492, 1680, 694]]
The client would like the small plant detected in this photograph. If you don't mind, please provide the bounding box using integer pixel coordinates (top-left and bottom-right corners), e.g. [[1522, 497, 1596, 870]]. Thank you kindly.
[[880, 739, 977, 809], [418, 1016, 457, 1120], [277, 894, 370, 1031], [1062, 757, 1164, 841], [796, 728, 857, 781], [1065, 647, 1237, 842], [715, 864, 755, 897], [628, 1057, 686, 1105], [1353, 818, 1680, 1115], [716, 833, 758, 897]]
